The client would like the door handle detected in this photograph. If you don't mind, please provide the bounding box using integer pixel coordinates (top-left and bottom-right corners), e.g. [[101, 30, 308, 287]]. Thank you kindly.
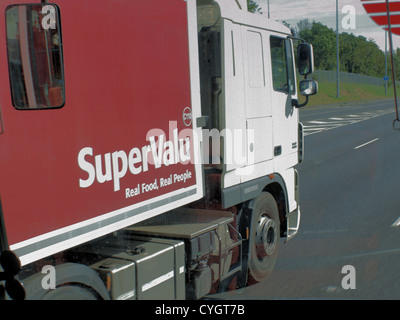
[[274, 145, 282, 156]]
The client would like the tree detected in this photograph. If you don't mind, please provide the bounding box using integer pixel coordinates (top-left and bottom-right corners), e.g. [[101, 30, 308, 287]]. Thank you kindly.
[[296, 19, 312, 34], [299, 21, 389, 79], [339, 33, 385, 77], [300, 22, 336, 70], [248, 0, 262, 14]]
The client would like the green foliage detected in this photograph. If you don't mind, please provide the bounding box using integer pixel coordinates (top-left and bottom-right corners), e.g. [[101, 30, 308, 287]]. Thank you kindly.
[[307, 82, 396, 106], [300, 22, 337, 70], [247, 0, 262, 14], [297, 19, 400, 80], [339, 34, 385, 78]]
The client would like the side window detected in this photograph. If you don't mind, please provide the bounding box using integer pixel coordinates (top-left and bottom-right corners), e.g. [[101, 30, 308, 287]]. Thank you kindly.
[[270, 36, 295, 95], [6, 4, 64, 109], [246, 31, 265, 88]]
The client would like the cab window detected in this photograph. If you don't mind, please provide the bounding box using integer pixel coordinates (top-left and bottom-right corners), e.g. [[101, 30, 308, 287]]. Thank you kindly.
[[270, 36, 295, 95]]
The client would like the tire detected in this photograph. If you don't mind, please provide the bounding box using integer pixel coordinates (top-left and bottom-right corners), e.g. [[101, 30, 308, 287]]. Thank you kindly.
[[41, 285, 99, 300], [247, 192, 280, 284]]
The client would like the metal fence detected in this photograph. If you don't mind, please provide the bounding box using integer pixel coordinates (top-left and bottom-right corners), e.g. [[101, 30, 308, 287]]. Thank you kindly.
[[312, 70, 384, 86]]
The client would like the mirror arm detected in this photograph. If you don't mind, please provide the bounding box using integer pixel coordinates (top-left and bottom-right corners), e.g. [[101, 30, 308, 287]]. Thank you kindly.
[[293, 74, 311, 108], [292, 95, 309, 108], [287, 35, 306, 43]]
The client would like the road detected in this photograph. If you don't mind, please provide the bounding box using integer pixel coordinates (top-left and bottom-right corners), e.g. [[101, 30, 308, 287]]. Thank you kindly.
[[219, 99, 400, 299]]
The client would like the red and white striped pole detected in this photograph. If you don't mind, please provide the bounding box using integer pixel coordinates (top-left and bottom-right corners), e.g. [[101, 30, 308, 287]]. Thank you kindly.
[[361, 0, 400, 128], [385, 0, 400, 127]]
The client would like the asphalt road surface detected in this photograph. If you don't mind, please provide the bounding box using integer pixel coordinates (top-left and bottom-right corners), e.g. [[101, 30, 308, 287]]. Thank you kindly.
[[218, 99, 400, 299]]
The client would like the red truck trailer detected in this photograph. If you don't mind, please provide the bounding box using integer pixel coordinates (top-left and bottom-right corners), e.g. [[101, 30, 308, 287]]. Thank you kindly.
[[0, 0, 317, 300]]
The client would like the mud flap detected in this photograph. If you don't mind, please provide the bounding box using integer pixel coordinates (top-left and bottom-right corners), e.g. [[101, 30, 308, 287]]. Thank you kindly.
[[286, 206, 300, 242]]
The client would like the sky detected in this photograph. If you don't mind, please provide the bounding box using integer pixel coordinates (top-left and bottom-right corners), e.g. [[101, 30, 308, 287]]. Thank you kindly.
[[254, 0, 400, 51]]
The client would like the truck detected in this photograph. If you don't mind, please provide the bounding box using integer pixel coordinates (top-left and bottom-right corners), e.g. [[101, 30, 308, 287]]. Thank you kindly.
[[0, 0, 317, 300]]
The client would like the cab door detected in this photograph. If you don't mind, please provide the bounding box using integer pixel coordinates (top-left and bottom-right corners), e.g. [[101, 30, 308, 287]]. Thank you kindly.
[[241, 27, 273, 168], [268, 35, 299, 171], [222, 20, 274, 187]]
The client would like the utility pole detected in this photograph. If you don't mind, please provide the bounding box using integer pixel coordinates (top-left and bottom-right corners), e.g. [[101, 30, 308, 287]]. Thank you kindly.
[[336, 0, 340, 99], [385, 29, 388, 96]]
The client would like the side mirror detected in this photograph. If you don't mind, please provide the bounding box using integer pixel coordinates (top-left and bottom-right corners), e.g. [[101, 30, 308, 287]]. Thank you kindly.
[[292, 79, 318, 108], [297, 43, 314, 76], [299, 79, 318, 96]]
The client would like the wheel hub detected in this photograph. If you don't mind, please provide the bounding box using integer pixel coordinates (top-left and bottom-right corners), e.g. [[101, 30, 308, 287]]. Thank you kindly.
[[255, 214, 278, 259]]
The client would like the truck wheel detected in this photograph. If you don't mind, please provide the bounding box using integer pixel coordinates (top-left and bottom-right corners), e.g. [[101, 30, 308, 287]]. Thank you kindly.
[[247, 192, 280, 284], [42, 285, 99, 300]]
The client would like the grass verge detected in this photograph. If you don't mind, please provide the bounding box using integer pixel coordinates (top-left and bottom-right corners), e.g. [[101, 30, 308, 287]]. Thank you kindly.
[[305, 82, 399, 107]]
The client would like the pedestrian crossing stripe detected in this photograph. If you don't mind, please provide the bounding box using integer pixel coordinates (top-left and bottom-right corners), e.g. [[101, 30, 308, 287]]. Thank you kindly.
[[302, 109, 393, 136]]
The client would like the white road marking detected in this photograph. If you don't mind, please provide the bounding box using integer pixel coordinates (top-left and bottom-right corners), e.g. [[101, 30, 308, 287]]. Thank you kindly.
[[391, 216, 400, 228], [302, 108, 392, 136], [307, 121, 329, 124], [341, 248, 400, 259], [354, 138, 379, 150]]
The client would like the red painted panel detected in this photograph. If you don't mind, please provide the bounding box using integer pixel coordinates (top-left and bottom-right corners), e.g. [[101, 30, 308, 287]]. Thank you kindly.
[[362, 1, 400, 14], [0, 0, 196, 247], [371, 14, 400, 25], [361, 0, 400, 35]]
